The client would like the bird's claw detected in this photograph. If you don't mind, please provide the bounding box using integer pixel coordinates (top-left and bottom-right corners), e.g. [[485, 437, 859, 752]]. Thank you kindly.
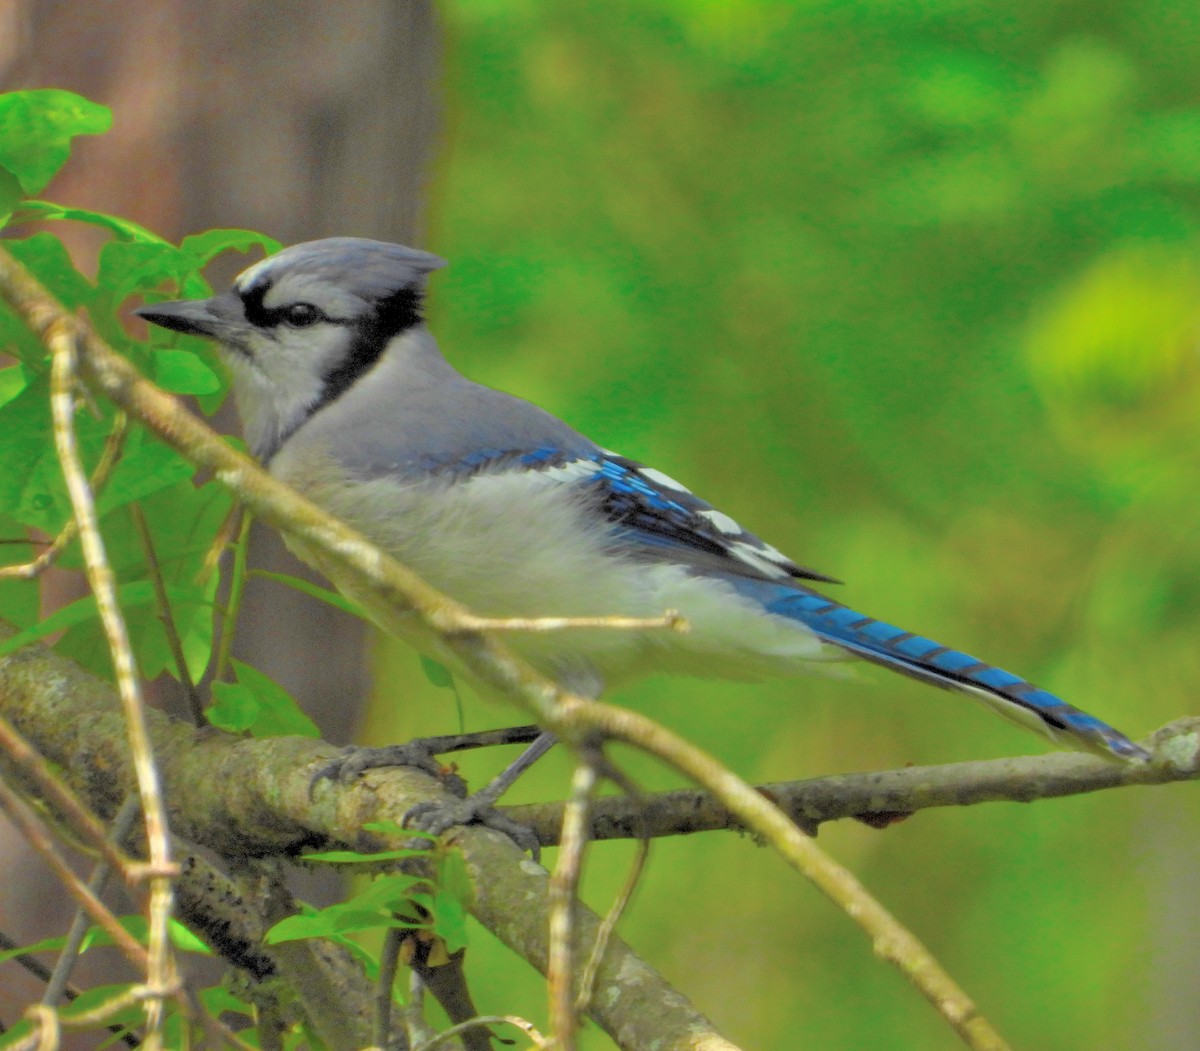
[[308, 744, 540, 858], [309, 743, 468, 798], [405, 797, 542, 861]]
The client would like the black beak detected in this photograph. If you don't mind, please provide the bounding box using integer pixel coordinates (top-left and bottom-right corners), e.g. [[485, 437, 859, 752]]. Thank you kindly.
[[137, 292, 243, 339]]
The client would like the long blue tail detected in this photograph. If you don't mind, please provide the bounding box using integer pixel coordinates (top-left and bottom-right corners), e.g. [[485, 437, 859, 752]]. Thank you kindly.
[[737, 580, 1148, 761]]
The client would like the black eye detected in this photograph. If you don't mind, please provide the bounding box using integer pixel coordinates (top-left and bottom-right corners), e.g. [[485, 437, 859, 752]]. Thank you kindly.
[[281, 302, 324, 327]]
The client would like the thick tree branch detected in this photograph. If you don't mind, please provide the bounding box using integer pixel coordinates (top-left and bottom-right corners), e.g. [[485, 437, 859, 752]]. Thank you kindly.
[[174, 854, 400, 1051], [0, 627, 737, 1051]]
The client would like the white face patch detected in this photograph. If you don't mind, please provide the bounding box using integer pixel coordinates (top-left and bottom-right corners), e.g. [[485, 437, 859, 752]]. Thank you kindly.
[[259, 272, 363, 319], [224, 323, 354, 459]]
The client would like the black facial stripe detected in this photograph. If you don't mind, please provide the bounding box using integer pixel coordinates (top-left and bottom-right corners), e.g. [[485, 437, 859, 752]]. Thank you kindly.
[[239, 282, 273, 327], [359, 286, 423, 344], [318, 286, 424, 404], [238, 282, 339, 329]]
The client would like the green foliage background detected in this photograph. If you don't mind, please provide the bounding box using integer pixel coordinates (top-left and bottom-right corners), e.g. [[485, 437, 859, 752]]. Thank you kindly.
[[360, 3, 1200, 1047]]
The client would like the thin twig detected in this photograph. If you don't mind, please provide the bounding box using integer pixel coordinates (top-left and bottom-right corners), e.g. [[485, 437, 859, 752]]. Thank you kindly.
[[131, 503, 203, 725], [0, 775, 149, 973], [19, 1004, 58, 1051], [445, 609, 688, 634], [375, 926, 404, 1048], [406, 970, 438, 1051], [410, 1015, 550, 1051], [577, 836, 648, 1016], [548, 760, 598, 1051], [43, 794, 144, 1008], [503, 733, 1186, 846], [561, 703, 1014, 1051], [0, 711, 138, 877], [0, 930, 141, 1048], [36, 980, 249, 1051], [48, 328, 177, 1046], [214, 510, 251, 685], [52, 986, 141, 1029]]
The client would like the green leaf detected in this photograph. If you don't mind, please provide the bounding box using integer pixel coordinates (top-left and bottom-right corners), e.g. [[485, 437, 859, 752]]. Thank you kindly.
[[200, 986, 255, 1021], [430, 889, 469, 954], [420, 654, 455, 688], [0, 932, 69, 964], [345, 872, 428, 912], [0, 509, 39, 629], [0, 365, 28, 407], [0, 234, 94, 366], [55, 477, 232, 680], [97, 238, 195, 308], [264, 875, 428, 945], [302, 845, 434, 864], [151, 349, 222, 394], [60, 983, 143, 1028], [180, 227, 283, 265], [208, 659, 320, 738], [0, 163, 21, 225], [420, 653, 465, 732], [9, 231, 94, 308], [432, 849, 472, 952], [0, 90, 111, 194], [97, 441, 197, 515], [168, 918, 213, 954], [251, 569, 365, 617], [0, 580, 158, 658], [75, 915, 212, 955], [13, 199, 168, 244], [0, 372, 111, 531], [0, 582, 38, 630], [0, 915, 208, 970], [0, 1019, 33, 1049], [265, 908, 407, 945], [265, 912, 357, 944]]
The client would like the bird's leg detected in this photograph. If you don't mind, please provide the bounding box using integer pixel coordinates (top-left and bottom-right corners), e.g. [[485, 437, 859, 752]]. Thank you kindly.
[[310, 723, 544, 792]]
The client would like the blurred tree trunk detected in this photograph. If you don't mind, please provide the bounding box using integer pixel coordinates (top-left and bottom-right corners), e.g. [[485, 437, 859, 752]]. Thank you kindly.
[[0, 0, 443, 1020], [170, 0, 443, 745]]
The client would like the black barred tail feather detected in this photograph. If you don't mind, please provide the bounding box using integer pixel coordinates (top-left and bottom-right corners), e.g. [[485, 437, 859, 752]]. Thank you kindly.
[[737, 581, 1149, 761]]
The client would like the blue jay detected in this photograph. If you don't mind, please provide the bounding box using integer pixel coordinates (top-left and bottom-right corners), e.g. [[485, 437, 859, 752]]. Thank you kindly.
[[138, 237, 1148, 807]]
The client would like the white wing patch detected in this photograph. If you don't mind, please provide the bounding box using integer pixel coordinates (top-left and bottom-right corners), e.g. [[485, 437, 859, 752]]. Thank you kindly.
[[699, 508, 743, 535], [723, 541, 795, 580], [637, 465, 695, 493]]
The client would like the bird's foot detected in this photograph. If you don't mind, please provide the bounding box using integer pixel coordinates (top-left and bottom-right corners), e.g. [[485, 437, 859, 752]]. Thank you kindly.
[[309, 740, 541, 858], [310, 742, 469, 798], [405, 794, 542, 860]]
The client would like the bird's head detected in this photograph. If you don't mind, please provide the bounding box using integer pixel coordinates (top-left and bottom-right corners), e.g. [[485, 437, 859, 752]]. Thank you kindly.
[[138, 237, 447, 458]]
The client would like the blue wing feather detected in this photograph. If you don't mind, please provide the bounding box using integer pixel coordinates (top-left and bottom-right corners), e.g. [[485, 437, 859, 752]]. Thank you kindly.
[[726, 577, 1149, 760], [435, 445, 1147, 761]]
